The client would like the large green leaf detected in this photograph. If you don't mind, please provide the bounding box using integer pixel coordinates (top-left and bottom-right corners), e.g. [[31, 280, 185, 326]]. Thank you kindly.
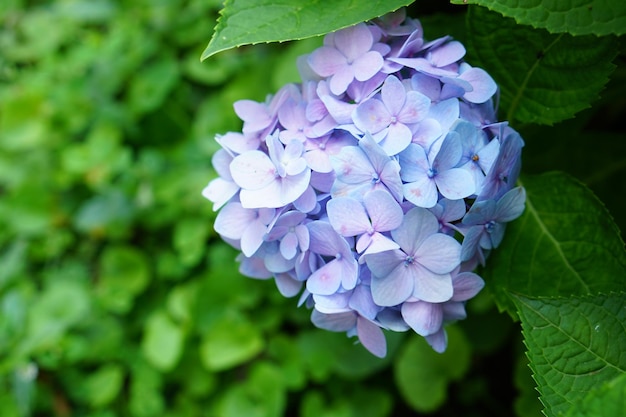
[[565, 372, 626, 417], [452, 0, 626, 36], [514, 293, 626, 417], [484, 172, 626, 316], [201, 0, 412, 60], [464, 6, 617, 125]]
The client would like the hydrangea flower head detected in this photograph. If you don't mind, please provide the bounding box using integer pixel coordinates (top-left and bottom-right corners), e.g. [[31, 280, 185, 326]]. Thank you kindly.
[[202, 10, 525, 357]]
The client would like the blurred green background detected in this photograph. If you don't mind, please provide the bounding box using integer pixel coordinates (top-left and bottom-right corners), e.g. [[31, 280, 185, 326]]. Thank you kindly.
[[3, 1, 623, 416]]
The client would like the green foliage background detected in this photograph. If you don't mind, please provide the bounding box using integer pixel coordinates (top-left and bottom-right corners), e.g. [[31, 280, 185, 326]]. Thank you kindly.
[[0, 1, 624, 416]]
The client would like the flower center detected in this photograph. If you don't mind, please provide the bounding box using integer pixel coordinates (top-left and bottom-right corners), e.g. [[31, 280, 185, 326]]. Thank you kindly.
[[471, 154, 479, 162], [427, 168, 437, 178], [485, 220, 496, 233], [404, 255, 414, 266], [371, 173, 381, 184]]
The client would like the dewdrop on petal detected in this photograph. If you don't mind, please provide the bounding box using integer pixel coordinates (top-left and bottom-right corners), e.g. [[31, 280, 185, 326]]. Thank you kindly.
[[202, 8, 525, 357]]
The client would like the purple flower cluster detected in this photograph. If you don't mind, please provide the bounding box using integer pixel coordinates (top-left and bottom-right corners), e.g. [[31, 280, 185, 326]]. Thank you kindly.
[[202, 9, 525, 357]]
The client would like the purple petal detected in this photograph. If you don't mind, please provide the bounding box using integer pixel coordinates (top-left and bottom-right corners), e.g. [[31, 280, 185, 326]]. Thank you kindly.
[[451, 272, 484, 301], [214, 202, 256, 239], [435, 168, 475, 200], [411, 267, 453, 303], [202, 178, 239, 211], [364, 189, 404, 231], [229, 150, 276, 190], [311, 309, 355, 332], [393, 207, 440, 253], [307, 47, 346, 77], [410, 72, 442, 100], [353, 51, 384, 81], [415, 233, 461, 274], [327, 196, 370, 236], [476, 138, 500, 175], [360, 232, 400, 256], [307, 260, 343, 295], [279, 233, 299, 259], [403, 177, 438, 208], [380, 123, 412, 155], [433, 132, 462, 171], [495, 186, 526, 222], [233, 100, 271, 132], [428, 98, 460, 132], [429, 41, 466, 67], [356, 317, 387, 358], [370, 260, 414, 306], [365, 249, 405, 280], [458, 67, 497, 103], [239, 255, 272, 279], [353, 99, 391, 134], [389, 57, 458, 77], [241, 220, 268, 257], [460, 225, 483, 262], [329, 69, 355, 95], [358, 133, 391, 173], [379, 160, 404, 202], [425, 327, 448, 353], [398, 143, 429, 182], [317, 81, 357, 124], [274, 272, 303, 297], [463, 199, 496, 225], [349, 284, 380, 320], [442, 302, 467, 321], [334, 23, 373, 60], [313, 292, 350, 313], [381, 75, 406, 116], [211, 149, 234, 179], [401, 301, 443, 336], [331, 146, 374, 184], [239, 169, 311, 209], [308, 220, 345, 256], [398, 91, 431, 124]]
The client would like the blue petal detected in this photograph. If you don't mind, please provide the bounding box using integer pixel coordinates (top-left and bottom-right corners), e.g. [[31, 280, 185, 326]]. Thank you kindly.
[[311, 309, 355, 332], [306, 260, 343, 295], [370, 261, 415, 306], [495, 186, 526, 222], [327, 196, 370, 236], [356, 316, 387, 358], [401, 300, 443, 336]]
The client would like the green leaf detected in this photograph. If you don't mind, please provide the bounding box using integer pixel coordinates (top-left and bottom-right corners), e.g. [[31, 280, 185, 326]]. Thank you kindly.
[[215, 361, 286, 417], [26, 281, 90, 351], [565, 372, 626, 417], [393, 326, 471, 413], [452, 0, 626, 36], [82, 364, 124, 407], [485, 172, 626, 316], [464, 6, 617, 125], [201, 0, 412, 60], [173, 217, 210, 267], [199, 310, 264, 371], [141, 310, 184, 372], [96, 245, 150, 314], [514, 293, 626, 417]]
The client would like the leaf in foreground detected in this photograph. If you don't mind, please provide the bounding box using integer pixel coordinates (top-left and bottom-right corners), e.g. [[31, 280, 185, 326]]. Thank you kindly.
[[514, 292, 626, 417], [465, 6, 617, 125], [201, 0, 411, 60], [452, 0, 626, 36], [484, 171, 626, 316]]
